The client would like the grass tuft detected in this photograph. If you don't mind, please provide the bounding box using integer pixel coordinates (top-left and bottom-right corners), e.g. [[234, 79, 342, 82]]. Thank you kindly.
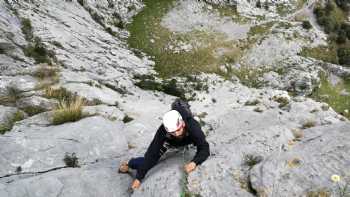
[[52, 96, 85, 125], [0, 86, 22, 104]]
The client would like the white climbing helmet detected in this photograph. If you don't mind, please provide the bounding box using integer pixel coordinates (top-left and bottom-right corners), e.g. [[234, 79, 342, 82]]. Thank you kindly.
[[162, 110, 183, 133]]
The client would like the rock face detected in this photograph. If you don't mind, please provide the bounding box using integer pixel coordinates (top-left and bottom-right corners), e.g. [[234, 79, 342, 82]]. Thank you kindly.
[[0, 0, 350, 196], [0, 159, 133, 197], [0, 116, 127, 176], [250, 122, 350, 197]]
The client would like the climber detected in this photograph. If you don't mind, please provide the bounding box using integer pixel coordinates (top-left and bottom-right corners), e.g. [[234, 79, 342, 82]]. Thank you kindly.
[[118, 99, 210, 190]]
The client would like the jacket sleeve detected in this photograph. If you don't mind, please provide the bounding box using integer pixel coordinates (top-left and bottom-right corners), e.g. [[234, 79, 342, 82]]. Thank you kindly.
[[136, 125, 166, 181], [188, 119, 210, 165]]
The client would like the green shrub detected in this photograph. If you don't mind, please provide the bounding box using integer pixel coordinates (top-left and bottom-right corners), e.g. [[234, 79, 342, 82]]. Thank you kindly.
[[122, 115, 134, 123], [337, 47, 350, 65], [336, 30, 347, 44], [302, 21, 312, 30], [20, 18, 33, 41], [22, 106, 46, 116], [24, 38, 52, 64], [335, 0, 350, 11], [77, 0, 84, 6]]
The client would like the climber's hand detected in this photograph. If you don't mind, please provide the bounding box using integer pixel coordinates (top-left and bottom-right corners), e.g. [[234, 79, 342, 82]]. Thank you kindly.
[[131, 179, 141, 190], [184, 162, 196, 174]]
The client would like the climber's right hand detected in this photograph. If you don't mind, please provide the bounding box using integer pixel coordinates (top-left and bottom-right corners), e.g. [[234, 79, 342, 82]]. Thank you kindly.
[[131, 179, 141, 190]]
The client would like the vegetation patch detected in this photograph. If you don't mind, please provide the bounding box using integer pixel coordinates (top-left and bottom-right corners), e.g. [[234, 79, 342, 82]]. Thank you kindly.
[[245, 99, 260, 106], [220, 65, 272, 88], [127, 0, 248, 78], [44, 87, 74, 101], [306, 188, 330, 197], [287, 157, 302, 168], [20, 18, 33, 41], [243, 154, 263, 168], [63, 152, 80, 168], [311, 72, 350, 119], [311, 0, 350, 66], [34, 63, 59, 80], [0, 111, 24, 134], [52, 96, 86, 125], [299, 45, 338, 64], [302, 119, 316, 129], [122, 115, 134, 123], [0, 86, 22, 105], [20, 18, 54, 64], [276, 3, 295, 17], [134, 74, 186, 99], [22, 106, 46, 116], [24, 37, 53, 64], [272, 95, 290, 108], [247, 22, 274, 38], [302, 21, 312, 30]]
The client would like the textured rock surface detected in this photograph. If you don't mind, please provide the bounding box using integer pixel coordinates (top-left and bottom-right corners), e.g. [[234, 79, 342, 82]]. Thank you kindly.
[[0, 106, 18, 125], [16, 96, 58, 111], [0, 116, 127, 176], [0, 159, 132, 197], [0, 0, 349, 196], [250, 122, 350, 197]]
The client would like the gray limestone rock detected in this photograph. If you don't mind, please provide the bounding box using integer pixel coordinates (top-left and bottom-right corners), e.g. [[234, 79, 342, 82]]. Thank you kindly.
[[0, 159, 132, 197], [82, 105, 125, 121], [0, 116, 127, 177], [16, 96, 58, 112], [250, 122, 350, 197]]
